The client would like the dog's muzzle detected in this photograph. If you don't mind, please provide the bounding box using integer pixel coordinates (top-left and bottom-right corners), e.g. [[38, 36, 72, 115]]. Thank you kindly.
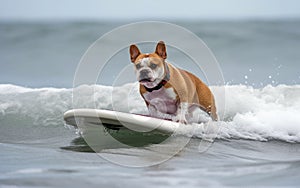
[[139, 70, 153, 82]]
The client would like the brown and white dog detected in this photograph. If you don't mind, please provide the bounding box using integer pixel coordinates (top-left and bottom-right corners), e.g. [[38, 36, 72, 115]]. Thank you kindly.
[[129, 41, 217, 124]]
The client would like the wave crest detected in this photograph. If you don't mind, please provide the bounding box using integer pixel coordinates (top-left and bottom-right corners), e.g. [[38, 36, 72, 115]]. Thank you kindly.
[[1, 84, 300, 142]]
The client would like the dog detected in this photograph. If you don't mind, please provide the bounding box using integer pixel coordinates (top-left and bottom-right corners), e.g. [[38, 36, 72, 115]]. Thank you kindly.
[[129, 41, 217, 124]]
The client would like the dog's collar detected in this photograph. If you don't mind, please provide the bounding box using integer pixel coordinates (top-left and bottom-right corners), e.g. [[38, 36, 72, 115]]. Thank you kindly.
[[144, 63, 170, 92], [144, 79, 168, 92]]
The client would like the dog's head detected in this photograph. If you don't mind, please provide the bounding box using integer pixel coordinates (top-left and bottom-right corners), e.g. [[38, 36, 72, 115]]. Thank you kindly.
[[129, 41, 167, 88]]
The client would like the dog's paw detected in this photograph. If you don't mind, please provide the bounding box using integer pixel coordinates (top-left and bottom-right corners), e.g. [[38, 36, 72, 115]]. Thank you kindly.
[[177, 119, 188, 125], [172, 115, 188, 125]]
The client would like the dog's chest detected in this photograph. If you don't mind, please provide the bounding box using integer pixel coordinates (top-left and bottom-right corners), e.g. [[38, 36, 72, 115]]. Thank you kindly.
[[143, 87, 178, 114]]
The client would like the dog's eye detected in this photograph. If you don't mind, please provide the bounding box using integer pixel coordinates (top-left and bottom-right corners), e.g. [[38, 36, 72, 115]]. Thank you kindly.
[[136, 63, 142, 69], [150, 63, 157, 69]]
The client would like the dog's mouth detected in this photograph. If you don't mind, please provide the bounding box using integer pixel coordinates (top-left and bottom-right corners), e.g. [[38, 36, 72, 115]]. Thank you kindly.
[[139, 78, 155, 83]]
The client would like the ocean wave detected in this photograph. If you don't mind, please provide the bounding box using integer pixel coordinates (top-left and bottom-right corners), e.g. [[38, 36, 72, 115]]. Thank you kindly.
[[1, 83, 300, 142]]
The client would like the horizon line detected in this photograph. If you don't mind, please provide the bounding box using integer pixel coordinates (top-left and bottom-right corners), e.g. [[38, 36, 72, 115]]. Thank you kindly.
[[1, 16, 300, 23]]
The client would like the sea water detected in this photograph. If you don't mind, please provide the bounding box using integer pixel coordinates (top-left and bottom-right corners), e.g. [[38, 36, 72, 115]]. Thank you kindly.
[[1, 20, 300, 187]]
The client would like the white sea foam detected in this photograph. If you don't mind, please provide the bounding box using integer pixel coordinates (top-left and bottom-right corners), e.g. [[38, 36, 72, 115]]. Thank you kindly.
[[1, 83, 300, 142]]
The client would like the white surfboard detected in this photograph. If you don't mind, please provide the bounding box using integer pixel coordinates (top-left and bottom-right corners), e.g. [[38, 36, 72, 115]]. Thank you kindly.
[[63, 108, 180, 133], [63, 109, 180, 149]]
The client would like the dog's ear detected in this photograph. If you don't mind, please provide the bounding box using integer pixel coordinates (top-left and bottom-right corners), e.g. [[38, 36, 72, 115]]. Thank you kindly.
[[129, 44, 141, 63], [155, 41, 167, 59]]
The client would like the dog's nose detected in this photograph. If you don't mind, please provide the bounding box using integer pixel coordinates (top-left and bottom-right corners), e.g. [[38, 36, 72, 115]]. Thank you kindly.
[[139, 70, 152, 82], [140, 70, 150, 78]]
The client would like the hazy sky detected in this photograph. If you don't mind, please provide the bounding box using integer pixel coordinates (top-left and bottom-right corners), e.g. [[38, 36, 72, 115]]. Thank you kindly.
[[1, 0, 300, 20]]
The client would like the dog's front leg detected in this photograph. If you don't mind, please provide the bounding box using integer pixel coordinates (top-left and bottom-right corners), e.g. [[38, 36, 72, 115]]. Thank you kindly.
[[148, 104, 159, 118], [173, 102, 188, 124]]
